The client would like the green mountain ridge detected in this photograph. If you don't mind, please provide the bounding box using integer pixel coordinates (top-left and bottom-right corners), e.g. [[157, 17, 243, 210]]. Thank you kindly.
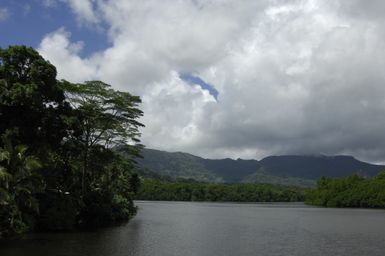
[[135, 148, 385, 187]]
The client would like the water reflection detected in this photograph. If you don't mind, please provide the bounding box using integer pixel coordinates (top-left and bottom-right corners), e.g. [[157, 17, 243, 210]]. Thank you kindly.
[[1, 201, 385, 256]]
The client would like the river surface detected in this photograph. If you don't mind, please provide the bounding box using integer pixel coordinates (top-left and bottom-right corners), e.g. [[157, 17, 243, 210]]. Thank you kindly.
[[1, 201, 385, 256]]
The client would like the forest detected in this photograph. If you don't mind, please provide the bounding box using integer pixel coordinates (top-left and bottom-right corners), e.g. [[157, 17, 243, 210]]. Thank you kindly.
[[306, 172, 385, 208], [138, 174, 385, 207], [0, 46, 143, 237], [137, 179, 307, 202]]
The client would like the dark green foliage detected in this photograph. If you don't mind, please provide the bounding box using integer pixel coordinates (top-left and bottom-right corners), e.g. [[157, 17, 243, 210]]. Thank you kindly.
[[0, 46, 69, 153], [0, 45, 143, 237], [136, 179, 307, 202], [0, 133, 43, 236], [78, 190, 115, 228], [306, 172, 385, 208], [78, 190, 137, 229], [129, 173, 140, 194], [37, 192, 78, 231], [111, 194, 136, 221]]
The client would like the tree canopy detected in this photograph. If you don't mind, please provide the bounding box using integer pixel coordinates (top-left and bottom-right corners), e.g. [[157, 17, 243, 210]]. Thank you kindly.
[[0, 45, 143, 237]]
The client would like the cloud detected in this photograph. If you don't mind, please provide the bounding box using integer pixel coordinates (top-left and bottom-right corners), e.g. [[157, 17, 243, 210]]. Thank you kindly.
[[38, 28, 96, 82], [42, 0, 57, 8], [65, 0, 99, 25], [0, 7, 9, 22], [140, 71, 216, 152], [42, 0, 99, 25], [38, 0, 385, 162]]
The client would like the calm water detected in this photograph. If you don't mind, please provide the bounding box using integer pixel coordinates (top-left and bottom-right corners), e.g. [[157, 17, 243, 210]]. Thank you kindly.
[[1, 201, 385, 256]]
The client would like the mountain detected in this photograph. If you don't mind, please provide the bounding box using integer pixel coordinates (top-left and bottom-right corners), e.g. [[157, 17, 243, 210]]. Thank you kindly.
[[258, 155, 382, 179], [135, 149, 223, 183], [135, 148, 385, 187]]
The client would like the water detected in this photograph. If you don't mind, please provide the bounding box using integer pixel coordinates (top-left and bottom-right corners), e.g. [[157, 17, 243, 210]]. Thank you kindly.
[[1, 201, 385, 256]]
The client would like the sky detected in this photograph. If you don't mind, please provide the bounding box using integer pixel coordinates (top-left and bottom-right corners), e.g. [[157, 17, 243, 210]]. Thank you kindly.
[[2, 0, 385, 163]]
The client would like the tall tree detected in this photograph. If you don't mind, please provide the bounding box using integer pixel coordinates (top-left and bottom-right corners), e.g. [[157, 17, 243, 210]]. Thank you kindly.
[[60, 80, 144, 195]]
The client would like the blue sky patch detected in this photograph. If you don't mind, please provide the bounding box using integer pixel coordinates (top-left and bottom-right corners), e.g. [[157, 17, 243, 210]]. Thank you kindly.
[[0, 0, 110, 58], [179, 73, 219, 100]]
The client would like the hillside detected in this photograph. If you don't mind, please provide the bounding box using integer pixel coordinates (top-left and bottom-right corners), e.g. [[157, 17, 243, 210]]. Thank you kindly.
[[135, 149, 224, 182], [135, 148, 385, 187], [258, 155, 382, 179]]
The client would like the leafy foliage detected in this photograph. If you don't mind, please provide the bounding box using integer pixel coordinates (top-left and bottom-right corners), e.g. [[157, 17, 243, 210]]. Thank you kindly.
[[0, 46, 143, 237], [0, 46, 69, 153], [0, 134, 43, 236], [58, 80, 144, 196]]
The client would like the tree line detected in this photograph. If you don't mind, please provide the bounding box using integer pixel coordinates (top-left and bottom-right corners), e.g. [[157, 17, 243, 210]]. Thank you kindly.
[[138, 173, 385, 208], [136, 179, 307, 202], [0, 46, 143, 237], [306, 171, 385, 208]]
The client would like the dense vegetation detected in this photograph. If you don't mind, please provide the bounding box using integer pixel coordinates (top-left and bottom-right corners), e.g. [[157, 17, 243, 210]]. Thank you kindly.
[[0, 46, 143, 237], [136, 179, 307, 202], [306, 172, 385, 208]]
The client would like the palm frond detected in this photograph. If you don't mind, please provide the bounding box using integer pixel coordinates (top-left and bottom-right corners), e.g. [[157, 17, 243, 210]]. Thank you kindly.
[[24, 156, 41, 171], [0, 149, 10, 162], [0, 166, 12, 184]]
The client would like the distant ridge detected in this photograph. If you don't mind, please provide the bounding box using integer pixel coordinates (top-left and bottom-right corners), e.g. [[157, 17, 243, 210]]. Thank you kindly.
[[134, 148, 385, 187]]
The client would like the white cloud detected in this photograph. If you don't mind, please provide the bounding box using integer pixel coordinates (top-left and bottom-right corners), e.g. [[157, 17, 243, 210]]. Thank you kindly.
[[42, 0, 99, 25], [38, 28, 96, 82], [140, 71, 216, 152], [38, 0, 385, 162], [0, 7, 9, 22], [66, 0, 99, 25]]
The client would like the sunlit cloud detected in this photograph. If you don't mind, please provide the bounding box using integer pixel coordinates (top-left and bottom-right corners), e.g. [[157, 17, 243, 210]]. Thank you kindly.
[[38, 0, 385, 162]]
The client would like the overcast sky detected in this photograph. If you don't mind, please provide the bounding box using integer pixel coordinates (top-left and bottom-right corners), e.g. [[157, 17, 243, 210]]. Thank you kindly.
[[2, 0, 385, 162]]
